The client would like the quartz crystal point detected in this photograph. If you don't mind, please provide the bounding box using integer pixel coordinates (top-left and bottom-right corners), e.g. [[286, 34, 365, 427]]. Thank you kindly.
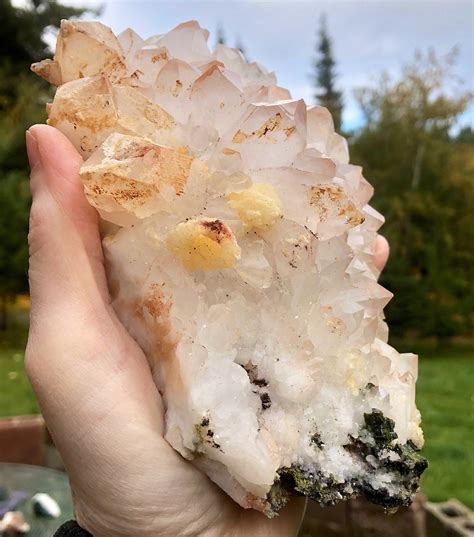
[[33, 19, 427, 517]]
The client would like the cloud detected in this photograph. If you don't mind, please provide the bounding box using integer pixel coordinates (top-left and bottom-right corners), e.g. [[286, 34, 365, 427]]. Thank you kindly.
[[25, 0, 471, 133]]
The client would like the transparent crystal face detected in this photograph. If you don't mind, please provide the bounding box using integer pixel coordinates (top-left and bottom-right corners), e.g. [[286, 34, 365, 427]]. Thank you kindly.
[[32, 19, 426, 516]]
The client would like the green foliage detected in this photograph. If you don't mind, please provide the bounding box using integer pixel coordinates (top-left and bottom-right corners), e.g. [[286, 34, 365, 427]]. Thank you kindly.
[[0, 70, 48, 175], [350, 49, 473, 339], [0, 347, 39, 416], [0, 173, 31, 299], [3, 305, 472, 507], [0, 314, 36, 416], [313, 15, 343, 131], [0, 0, 93, 306], [0, 0, 91, 68], [456, 125, 474, 143]]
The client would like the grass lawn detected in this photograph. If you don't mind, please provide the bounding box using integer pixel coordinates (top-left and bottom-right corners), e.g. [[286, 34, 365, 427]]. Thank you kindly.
[[1, 318, 473, 508], [0, 345, 38, 416], [0, 320, 38, 416], [416, 349, 474, 508]]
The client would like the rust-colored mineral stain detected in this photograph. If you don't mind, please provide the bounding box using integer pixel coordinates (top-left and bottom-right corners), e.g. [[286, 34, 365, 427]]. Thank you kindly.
[[49, 80, 117, 134], [232, 130, 247, 144], [339, 207, 365, 226], [67, 108, 115, 133], [144, 104, 175, 130], [157, 150, 193, 193], [151, 51, 169, 63], [245, 493, 268, 512], [84, 138, 194, 205], [201, 219, 232, 243], [83, 171, 157, 206], [326, 317, 346, 334], [171, 80, 184, 97], [309, 185, 365, 227], [115, 188, 153, 201], [232, 112, 283, 144], [90, 184, 104, 195], [133, 284, 185, 393], [143, 285, 172, 321], [130, 143, 160, 159], [309, 185, 345, 205], [222, 147, 238, 156]]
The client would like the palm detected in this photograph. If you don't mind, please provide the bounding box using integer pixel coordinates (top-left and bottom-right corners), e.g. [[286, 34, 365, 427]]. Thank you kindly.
[[58, 306, 304, 537], [25, 125, 304, 536]]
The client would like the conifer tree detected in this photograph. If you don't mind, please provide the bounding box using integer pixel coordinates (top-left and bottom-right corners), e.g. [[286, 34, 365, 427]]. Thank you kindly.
[[216, 23, 226, 45], [313, 15, 343, 131], [235, 36, 248, 61]]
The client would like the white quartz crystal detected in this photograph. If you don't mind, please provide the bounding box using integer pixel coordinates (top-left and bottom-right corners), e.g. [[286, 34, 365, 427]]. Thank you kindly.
[[33, 20, 426, 516]]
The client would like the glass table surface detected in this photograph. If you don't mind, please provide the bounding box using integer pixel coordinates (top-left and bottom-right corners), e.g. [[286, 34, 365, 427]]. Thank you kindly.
[[0, 463, 73, 536]]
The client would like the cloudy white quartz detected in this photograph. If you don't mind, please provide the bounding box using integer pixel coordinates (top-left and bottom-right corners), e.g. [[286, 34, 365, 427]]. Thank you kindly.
[[32, 19, 425, 516]]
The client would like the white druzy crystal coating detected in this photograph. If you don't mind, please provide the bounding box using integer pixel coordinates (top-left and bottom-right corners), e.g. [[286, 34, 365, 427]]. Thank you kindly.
[[33, 20, 426, 516]]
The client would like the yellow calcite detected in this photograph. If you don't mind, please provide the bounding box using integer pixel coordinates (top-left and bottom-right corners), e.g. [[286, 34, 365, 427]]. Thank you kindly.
[[227, 183, 283, 230], [167, 218, 241, 270]]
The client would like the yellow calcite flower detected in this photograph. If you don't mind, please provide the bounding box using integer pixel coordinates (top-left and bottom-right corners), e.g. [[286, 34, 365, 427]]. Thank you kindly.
[[167, 218, 241, 270], [227, 183, 283, 230]]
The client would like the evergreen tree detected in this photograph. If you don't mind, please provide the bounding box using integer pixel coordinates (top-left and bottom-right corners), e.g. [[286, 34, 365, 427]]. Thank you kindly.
[[456, 125, 474, 143], [216, 23, 226, 46], [235, 36, 248, 61], [350, 49, 473, 339], [313, 15, 343, 131], [0, 0, 95, 327]]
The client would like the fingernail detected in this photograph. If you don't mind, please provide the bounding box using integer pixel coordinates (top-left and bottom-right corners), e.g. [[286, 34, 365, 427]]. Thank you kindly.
[[26, 130, 41, 171]]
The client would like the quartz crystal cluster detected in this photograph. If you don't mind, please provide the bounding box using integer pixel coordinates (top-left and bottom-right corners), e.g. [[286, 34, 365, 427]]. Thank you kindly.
[[33, 20, 427, 516]]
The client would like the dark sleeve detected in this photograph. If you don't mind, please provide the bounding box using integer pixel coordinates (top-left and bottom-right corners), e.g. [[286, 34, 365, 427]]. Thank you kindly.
[[54, 520, 93, 536]]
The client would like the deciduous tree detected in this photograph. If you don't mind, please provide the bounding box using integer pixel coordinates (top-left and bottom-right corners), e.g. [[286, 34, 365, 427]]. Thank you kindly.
[[0, 0, 94, 327], [351, 49, 473, 339]]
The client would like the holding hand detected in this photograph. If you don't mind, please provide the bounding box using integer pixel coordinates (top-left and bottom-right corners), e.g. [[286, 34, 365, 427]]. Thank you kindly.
[[25, 125, 388, 537]]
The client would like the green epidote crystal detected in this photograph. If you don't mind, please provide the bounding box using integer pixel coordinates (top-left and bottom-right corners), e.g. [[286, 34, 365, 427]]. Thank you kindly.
[[267, 409, 427, 512]]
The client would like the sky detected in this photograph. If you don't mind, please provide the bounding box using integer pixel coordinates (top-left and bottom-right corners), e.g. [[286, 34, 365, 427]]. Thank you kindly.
[[34, 0, 474, 130]]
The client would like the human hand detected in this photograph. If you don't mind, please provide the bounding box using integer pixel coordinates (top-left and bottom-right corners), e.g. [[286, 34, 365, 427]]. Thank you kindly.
[[24, 125, 307, 537], [25, 125, 389, 537], [374, 234, 389, 274]]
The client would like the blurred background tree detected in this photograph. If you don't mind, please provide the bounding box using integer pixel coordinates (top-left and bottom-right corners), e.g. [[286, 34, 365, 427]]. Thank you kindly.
[[0, 2, 472, 345], [350, 49, 473, 340], [0, 0, 94, 328], [0, 2, 472, 511], [216, 22, 226, 46], [235, 35, 248, 61], [313, 14, 343, 131]]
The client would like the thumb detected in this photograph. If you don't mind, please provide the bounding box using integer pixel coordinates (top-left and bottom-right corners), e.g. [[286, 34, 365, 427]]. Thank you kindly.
[[374, 234, 390, 272], [24, 127, 166, 486], [26, 125, 108, 321]]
